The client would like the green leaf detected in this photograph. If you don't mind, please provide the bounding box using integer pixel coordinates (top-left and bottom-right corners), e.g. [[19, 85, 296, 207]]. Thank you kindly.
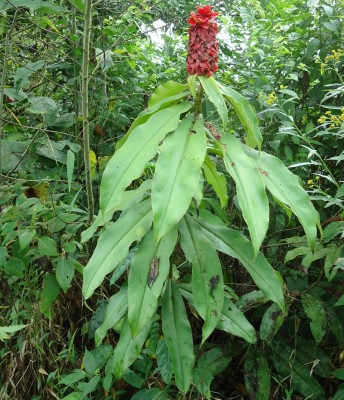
[[39, 274, 61, 318], [260, 303, 288, 343], [117, 93, 190, 150], [128, 227, 178, 336], [61, 393, 83, 400], [14, 60, 45, 90], [187, 74, 197, 98], [66, 149, 75, 193], [18, 229, 36, 250], [148, 80, 188, 108], [0, 324, 28, 341], [156, 339, 172, 384], [244, 146, 320, 250], [203, 155, 228, 208], [272, 340, 325, 399], [81, 180, 152, 243], [152, 115, 207, 242], [221, 134, 269, 255], [112, 316, 152, 379], [301, 293, 327, 345], [179, 215, 224, 344], [56, 257, 75, 293], [131, 388, 168, 400], [100, 102, 191, 217], [332, 369, 344, 380], [219, 84, 263, 149], [245, 347, 271, 400], [197, 216, 285, 311], [162, 280, 194, 393], [95, 282, 128, 346], [334, 295, 344, 307], [28, 96, 57, 114], [4, 258, 25, 277], [199, 75, 228, 128], [192, 348, 231, 399], [217, 298, 256, 343], [82, 199, 153, 299], [69, 0, 85, 13], [38, 237, 58, 257]]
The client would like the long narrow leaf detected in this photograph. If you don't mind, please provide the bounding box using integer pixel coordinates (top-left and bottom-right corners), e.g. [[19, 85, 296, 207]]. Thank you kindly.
[[112, 316, 152, 379], [197, 215, 285, 311], [199, 75, 228, 128], [95, 282, 128, 346], [179, 215, 224, 344], [220, 84, 263, 149], [100, 102, 191, 217], [244, 145, 320, 250], [128, 227, 178, 336], [221, 134, 269, 255], [82, 199, 152, 299], [117, 92, 190, 150], [162, 280, 195, 393], [152, 115, 207, 242], [203, 155, 228, 208]]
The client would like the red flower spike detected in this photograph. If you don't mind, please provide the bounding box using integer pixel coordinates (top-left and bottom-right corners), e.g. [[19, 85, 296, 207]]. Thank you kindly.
[[186, 5, 219, 77]]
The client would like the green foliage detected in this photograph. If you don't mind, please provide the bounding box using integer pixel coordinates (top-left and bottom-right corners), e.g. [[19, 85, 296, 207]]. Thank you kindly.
[[1, 0, 343, 398]]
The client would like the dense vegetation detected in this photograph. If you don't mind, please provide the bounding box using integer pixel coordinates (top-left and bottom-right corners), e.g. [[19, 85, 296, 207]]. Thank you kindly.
[[0, 0, 343, 399]]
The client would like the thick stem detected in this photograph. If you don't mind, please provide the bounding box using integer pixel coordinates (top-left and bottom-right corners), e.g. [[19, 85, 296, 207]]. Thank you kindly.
[[82, 0, 94, 223], [195, 83, 203, 115]]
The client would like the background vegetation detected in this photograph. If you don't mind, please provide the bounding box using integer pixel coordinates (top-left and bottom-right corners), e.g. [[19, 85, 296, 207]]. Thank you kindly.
[[0, 0, 343, 399]]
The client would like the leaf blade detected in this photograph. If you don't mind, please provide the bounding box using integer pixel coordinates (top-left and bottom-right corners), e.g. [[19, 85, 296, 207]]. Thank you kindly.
[[152, 115, 207, 242]]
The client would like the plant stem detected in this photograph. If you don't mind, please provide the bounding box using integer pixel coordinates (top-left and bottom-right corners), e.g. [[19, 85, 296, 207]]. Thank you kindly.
[[195, 83, 203, 115], [82, 0, 94, 223]]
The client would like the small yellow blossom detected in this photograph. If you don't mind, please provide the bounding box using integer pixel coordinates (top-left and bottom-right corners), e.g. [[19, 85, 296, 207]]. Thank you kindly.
[[325, 111, 331, 115], [317, 115, 327, 124], [266, 91, 277, 105]]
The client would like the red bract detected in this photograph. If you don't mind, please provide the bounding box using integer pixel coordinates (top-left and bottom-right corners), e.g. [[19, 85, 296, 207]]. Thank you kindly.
[[186, 5, 219, 77]]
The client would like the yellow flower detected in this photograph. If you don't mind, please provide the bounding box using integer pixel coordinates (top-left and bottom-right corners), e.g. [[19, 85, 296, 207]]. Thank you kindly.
[[266, 91, 277, 105]]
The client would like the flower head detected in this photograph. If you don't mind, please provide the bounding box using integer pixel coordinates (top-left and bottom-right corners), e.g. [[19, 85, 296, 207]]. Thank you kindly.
[[186, 5, 219, 77]]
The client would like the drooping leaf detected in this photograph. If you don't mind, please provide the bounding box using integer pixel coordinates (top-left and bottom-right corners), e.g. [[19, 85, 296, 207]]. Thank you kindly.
[[56, 257, 75, 293], [81, 180, 152, 243], [39, 274, 61, 318], [272, 340, 325, 399], [199, 75, 228, 128], [112, 316, 152, 379], [203, 155, 228, 208], [82, 199, 152, 299], [117, 93, 190, 150], [244, 145, 320, 250], [28, 96, 57, 114], [161, 280, 194, 393], [128, 227, 178, 336], [156, 339, 172, 384], [260, 303, 288, 343], [220, 134, 269, 255], [19, 229, 36, 250], [148, 80, 189, 108], [179, 215, 224, 344], [219, 84, 263, 149], [218, 298, 256, 343], [192, 348, 231, 399], [152, 115, 207, 242], [95, 282, 128, 346], [197, 216, 285, 311], [245, 347, 271, 400], [13, 60, 45, 90], [301, 293, 327, 345], [100, 103, 191, 217]]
